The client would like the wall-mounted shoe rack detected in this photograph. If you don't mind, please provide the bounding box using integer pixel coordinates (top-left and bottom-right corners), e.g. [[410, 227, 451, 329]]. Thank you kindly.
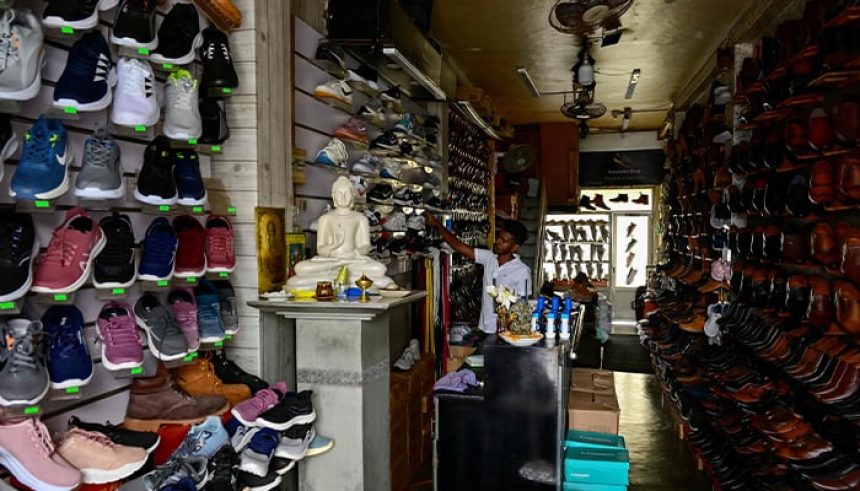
[[290, 16, 446, 282], [0, 0, 249, 433], [650, 2, 860, 488]]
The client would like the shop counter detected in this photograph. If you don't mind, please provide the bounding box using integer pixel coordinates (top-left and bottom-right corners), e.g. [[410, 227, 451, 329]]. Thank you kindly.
[[249, 291, 427, 491]]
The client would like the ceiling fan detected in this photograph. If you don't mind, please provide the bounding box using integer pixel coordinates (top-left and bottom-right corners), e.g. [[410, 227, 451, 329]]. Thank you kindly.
[[549, 0, 635, 45], [560, 86, 607, 120]]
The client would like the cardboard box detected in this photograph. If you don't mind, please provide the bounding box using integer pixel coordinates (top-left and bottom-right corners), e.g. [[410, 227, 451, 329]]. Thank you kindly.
[[565, 429, 626, 450], [448, 345, 477, 359], [571, 368, 616, 395], [564, 447, 630, 486], [568, 392, 620, 434]]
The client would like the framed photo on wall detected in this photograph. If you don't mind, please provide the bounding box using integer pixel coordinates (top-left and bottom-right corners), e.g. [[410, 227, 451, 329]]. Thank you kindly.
[[255, 207, 287, 293]]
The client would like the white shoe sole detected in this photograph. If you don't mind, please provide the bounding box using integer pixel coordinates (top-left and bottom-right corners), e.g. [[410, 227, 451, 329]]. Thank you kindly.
[[77, 456, 148, 484], [50, 369, 94, 390], [0, 238, 38, 303], [0, 448, 79, 491], [92, 270, 137, 290], [75, 178, 126, 200], [135, 313, 189, 361], [0, 50, 44, 101], [256, 410, 317, 431], [110, 34, 159, 51], [9, 142, 73, 200], [99, 342, 144, 372], [150, 33, 203, 66], [134, 188, 178, 206], [163, 126, 203, 141], [137, 262, 176, 282], [111, 107, 160, 128], [177, 192, 208, 206], [31, 229, 105, 294]]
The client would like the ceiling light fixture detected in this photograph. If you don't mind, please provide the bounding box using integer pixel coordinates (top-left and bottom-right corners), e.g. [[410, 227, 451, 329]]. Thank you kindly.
[[382, 47, 447, 101], [516, 66, 541, 98], [625, 68, 641, 99]]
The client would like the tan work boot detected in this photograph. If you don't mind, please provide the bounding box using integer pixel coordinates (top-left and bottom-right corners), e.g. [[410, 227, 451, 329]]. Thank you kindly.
[[192, 0, 242, 32], [124, 362, 229, 432], [171, 358, 252, 407]]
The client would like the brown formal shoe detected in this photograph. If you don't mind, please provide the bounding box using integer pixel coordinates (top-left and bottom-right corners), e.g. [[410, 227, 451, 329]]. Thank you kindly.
[[124, 362, 229, 432], [193, 0, 242, 32], [835, 282, 860, 336], [810, 160, 836, 206], [808, 277, 834, 329], [812, 222, 840, 267], [171, 358, 252, 407]]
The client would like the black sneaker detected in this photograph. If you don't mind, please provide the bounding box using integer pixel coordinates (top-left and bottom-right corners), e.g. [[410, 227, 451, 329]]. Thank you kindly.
[[0, 113, 17, 182], [237, 469, 282, 491], [150, 3, 201, 66], [380, 86, 401, 104], [135, 136, 177, 205], [42, 0, 110, 30], [370, 131, 400, 152], [200, 98, 230, 144], [271, 457, 295, 476], [200, 27, 239, 96], [211, 351, 268, 394], [93, 213, 136, 289], [314, 40, 347, 78], [110, 0, 157, 50], [207, 445, 238, 491], [369, 183, 394, 204], [257, 390, 316, 431], [0, 212, 35, 303], [68, 416, 161, 454]]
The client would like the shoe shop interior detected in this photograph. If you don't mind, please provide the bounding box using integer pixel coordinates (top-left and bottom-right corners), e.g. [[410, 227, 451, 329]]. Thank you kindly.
[[0, 0, 859, 490]]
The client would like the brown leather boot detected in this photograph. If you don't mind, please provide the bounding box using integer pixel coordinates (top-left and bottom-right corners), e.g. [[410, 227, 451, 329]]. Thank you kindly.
[[171, 358, 252, 407], [124, 363, 229, 432], [632, 193, 649, 205], [592, 194, 610, 210], [192, 0, 242, 32]]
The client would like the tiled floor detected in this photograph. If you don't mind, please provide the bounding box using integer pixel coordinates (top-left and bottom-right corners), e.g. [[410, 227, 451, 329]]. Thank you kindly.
[[615, 372, 714, 491]]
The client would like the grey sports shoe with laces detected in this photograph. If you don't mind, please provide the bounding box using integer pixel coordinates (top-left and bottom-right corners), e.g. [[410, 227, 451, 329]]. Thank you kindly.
[[214, 280, 239, 335], [133, 293, 189, 361], [74, 127, 124, 200], [0, 10, 44, 101], [0, 318, 49, 405], [121, 456, 208, 491]]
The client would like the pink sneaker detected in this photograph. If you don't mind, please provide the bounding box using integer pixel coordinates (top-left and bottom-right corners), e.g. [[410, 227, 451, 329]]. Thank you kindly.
[[205, 216, 236, 273], [96, 302, 144, 371], [334, 117, 369, 145], [230, 382, 288, 426], [56, 428, 148, 484], [0, 418, 81, 491], [32, 207, 105, 293], [168, 287, 201, 351]]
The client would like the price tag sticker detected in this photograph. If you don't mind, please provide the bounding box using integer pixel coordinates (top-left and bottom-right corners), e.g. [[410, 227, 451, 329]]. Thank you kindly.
[[53, 294, 68, 302], [60, 26, 75, 35], [65, 387, 80, 394], [130, 367, 143, 375], [35, 200, 50, 208], [111, 288, 126, 295]]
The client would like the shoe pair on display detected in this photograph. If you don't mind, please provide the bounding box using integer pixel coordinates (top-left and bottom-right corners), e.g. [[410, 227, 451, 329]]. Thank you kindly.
[[137, 214, 235, 281], [135, 136, 207, 206], [393, 339, 422, 371]]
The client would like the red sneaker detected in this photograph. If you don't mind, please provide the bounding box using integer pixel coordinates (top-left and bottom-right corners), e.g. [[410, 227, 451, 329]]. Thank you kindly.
[[334, 117, 368, 145], [32, 207, 105, 293], [173, 215, 206, 278], [205, 216, 235, 273]]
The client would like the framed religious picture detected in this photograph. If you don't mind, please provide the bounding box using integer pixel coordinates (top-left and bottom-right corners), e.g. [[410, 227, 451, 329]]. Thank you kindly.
[[286, 233, 306, 278], [255, 207, 287, 293]]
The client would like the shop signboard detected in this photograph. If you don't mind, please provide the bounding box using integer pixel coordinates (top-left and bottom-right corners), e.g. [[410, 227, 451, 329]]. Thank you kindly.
[[579, 149, 665, 187]]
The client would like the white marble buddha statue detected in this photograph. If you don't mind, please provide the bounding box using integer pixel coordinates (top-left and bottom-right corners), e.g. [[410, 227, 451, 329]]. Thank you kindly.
[[287, 176, 395, 290]]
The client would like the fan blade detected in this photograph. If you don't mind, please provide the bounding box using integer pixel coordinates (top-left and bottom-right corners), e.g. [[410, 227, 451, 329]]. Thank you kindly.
[[625, 68, 641, 99]]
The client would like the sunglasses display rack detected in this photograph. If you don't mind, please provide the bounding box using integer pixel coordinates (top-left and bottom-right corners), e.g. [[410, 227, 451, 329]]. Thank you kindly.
[[644, 3, 860, 488]]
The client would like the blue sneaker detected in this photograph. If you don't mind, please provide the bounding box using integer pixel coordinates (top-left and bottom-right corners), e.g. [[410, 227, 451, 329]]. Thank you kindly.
[[10, 117, 72, 200], [53, 31, 115, 112], [194, 278, 225, 342], [225, 416, 257, 451], [174, 149, 207, 206], [172, 415, 229, 460], [42, 305, 94, 389], [138, 217, 177, 281], [306, 433, 335, 457], [238, 428, 280, 477]]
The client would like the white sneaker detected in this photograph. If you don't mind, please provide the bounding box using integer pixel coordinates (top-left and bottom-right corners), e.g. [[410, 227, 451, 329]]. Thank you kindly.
[[0, 10, 44, 101], [409, 338, 421, 361], [163, 69, 202, 140], [111, 58, 159, 127], [393, 347, 415, 371], [312, 80, 352, 107], [314, 138, 348, 167], [383, 211, 407, 232]]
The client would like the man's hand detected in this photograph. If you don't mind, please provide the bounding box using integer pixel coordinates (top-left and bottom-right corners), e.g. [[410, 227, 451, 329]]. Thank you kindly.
[[423, 211, 441, 230]]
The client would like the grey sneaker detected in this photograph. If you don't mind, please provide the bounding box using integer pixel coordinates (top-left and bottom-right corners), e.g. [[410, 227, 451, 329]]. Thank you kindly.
[[214, 280, 239, 335], [133, 293, 189, 361], [274, 424, 315, 460], [74, 127, 124, 200], [163, 69, 202, 141], [0, 318, 49, 405], [120, 456, 208, 491], [0, 9, 44, 101]]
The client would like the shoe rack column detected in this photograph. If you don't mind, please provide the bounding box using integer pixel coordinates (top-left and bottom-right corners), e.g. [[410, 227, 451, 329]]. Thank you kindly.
[[250, 292, 426, 491]]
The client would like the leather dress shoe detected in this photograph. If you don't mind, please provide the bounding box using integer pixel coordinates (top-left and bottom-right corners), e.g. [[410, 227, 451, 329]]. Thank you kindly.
[[752, 269, 773, 308], [810, 160, 836, 206], [838, 151, 860, 202], [772, 435, 833, 461], [786, 275, 812, 318], [782, 229, 811, 263], [751, 225, 766, 258], [786, 173, 813, 216], [770, 272, 789, 310], [752, 180, 768, 214], [840, 236, 860, 284], [764, 129, 785, 169], [809, 107, 835, 152], [834, 281, 860, 336], [786, 117, 809, 156], [764, 175, 789, 215], [812, 222, 840, 266], [808, 276, 834, 329]]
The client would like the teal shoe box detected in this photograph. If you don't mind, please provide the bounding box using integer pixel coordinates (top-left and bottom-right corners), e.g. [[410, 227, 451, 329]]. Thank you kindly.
[[564, 447, 630, 486], [563, 482, 627, 491], [565, 429, 626, 449]]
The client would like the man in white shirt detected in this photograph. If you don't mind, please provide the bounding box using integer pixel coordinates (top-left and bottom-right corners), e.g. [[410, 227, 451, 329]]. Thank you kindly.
[[424, 213, 532, 334]]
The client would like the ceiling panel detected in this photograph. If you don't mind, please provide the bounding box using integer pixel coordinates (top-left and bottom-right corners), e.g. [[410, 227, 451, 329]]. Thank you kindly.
[[430, 0, 750, 129]]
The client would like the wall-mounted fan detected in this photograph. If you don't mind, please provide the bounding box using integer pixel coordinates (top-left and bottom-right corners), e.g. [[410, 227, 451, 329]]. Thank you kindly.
[[549, 0, 635, 39], [501, 144, 537, 173]]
